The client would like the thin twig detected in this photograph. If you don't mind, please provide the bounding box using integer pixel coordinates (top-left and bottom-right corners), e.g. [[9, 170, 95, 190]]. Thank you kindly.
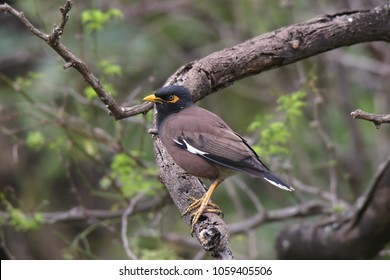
[[291, 178, 350, 209], [48, 0, 71, 45], [351, 109, 390, 128], [225, 180, 247, 219], [0, 195, 167, 224], [232, 176, 265, 213], [121, 191, 146, 260], [65, 160, 88, 218], [310, 92, 339, 207], [229, 200, 327, 235], [0, 230, 15, 260]]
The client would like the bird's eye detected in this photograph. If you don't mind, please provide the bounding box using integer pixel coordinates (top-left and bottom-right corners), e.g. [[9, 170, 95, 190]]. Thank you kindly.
[[166, 94, 179, 103]]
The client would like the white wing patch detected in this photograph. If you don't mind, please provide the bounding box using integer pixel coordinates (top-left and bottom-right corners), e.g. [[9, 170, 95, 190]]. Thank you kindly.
[[264, 177, 294, 192], [173, 138, 208, 156], [173, 139, 183, 146]]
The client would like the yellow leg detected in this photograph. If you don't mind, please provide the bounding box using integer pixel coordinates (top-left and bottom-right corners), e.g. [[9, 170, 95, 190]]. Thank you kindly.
[[181, 178, 224, 234]]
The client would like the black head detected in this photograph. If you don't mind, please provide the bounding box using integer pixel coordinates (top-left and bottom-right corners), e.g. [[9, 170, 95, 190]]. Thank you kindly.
[[143, 85, 194, 126]]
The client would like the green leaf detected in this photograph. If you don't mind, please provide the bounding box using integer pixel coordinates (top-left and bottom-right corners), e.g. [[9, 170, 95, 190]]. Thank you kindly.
[[106, 9, 124, 20], [331, 204, 346, 214], [135, 236, 181, 260], [277, 90, 307, 126], [84, 86, 97, 100], [9, 208, 44, 231], [103, 153, 159, 198], [247, 114, 271, 132], [48, 137, 67, 152], [26, 131, 46, 151], [84, 82, 117, 100], [98, 60, 123, 76], [14, 71, 43, 90], [82, 8, 124, 33]]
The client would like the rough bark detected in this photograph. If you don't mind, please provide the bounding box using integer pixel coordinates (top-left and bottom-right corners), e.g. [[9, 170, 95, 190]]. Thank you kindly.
[[351, 109, 390, 128], [276, 156, 390, 259]]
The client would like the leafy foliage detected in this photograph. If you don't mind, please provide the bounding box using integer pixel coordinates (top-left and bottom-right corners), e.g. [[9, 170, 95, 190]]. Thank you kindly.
[[13, 72, 43, 90], [101, 153, 159, 198], [81, 8, 124, 33], [26, 131, 46, 151], [135, 236, 181, 260], [277, 90, 307, 126], [84, 82, 117, 100], [84, 60, 122, 99], [249, 91, 307, 161], [9, 209, 44, 231], [1, 194, 44, 231], [99, 60, 123, 77]]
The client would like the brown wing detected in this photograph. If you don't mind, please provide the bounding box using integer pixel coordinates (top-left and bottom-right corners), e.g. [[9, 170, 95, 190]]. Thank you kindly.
[[161, 106, 270, 177], [160, 106, 293, 191]]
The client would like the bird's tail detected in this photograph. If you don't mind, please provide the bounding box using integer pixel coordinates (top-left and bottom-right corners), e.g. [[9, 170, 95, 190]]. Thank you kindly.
[[263, 172, 294, 191]]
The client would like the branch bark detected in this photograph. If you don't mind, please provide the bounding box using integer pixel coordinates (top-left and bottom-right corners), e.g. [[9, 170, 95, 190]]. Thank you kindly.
[[351, 109, 390, 128], [276, 155, 390, 259]]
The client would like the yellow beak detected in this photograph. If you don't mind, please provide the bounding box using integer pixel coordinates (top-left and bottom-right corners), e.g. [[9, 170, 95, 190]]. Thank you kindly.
[[143, 93, 163, 103]]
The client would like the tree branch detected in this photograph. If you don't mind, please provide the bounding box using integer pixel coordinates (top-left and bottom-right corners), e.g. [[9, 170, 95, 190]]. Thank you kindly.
[[229, 200, 328, 235], [121, 191, 146, 260], [0, 195, 167, 224], [276, 155, 390, 259], [351, 109, 390, 128]]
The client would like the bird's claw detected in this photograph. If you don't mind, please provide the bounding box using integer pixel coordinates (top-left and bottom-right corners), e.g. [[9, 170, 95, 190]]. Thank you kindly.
[[181, 195, 222, 234]]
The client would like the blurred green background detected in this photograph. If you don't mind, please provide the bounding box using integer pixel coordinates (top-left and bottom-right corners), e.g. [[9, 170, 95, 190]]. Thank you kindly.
[[0, 0, 389, 259]]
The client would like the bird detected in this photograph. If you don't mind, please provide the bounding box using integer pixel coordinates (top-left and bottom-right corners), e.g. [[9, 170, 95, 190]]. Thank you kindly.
[[143, 85, 293, 233]]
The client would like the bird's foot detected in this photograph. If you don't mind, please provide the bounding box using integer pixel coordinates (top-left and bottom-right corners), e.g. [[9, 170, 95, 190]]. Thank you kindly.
[[181, 196, 221, 215], [181, 195, 222, 234]]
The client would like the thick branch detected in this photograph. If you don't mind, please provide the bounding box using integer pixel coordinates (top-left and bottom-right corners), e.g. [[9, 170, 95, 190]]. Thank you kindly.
[[351, 109, 390, 128], [276, 155, 390, 259]]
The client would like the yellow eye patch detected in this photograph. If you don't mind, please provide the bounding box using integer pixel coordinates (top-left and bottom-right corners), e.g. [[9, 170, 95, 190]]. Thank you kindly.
[[167, 95, 180, 103]]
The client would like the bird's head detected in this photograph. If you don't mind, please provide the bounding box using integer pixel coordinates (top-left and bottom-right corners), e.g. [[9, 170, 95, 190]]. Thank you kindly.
[[143, 85, 194, 125]]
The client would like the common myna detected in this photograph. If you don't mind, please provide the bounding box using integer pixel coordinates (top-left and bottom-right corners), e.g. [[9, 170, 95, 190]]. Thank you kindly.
[[144, 85, 293, 232]]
